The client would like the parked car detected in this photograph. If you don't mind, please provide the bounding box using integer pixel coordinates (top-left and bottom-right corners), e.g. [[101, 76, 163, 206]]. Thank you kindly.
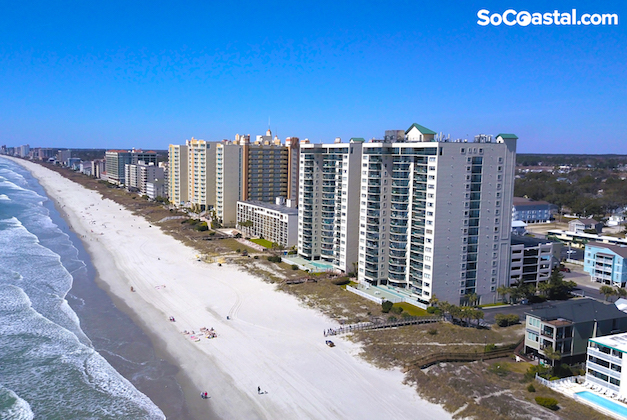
[[560, 267, 571, 273]]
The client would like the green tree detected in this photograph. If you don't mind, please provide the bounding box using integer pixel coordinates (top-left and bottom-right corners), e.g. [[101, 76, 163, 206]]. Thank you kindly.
[[381, 300, 393, 313], [544, 268, 577, 300]]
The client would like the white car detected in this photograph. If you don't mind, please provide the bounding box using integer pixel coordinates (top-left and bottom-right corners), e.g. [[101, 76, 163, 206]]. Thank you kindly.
[[567, 250, 576, 254]]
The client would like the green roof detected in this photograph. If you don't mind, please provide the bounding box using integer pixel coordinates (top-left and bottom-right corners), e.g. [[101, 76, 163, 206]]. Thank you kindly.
[[496, 133, 518, 139], [350, 137, 365, 143], [405, 123, 436, 135]]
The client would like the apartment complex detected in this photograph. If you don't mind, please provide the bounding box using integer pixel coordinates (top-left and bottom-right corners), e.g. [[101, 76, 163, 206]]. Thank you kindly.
[[168, 144, 189, 205], [510, 236, 560, 287], [584, 243, 627, 287], [296, 125, 517, 305], [512, 197, 553, 224], [297, 139, 364, 273], [169, 131, 299, 226], [586, 332, 627, 395], [124, 161, 166, 195], [355, 127, 516, 306], [187, 138, 217, 212], [236, 200, 298, 248], [105, 149, 157, 185]]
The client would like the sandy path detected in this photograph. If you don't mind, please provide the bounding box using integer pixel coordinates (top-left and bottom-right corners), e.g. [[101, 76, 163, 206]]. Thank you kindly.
[[13, 158, 451, 420]]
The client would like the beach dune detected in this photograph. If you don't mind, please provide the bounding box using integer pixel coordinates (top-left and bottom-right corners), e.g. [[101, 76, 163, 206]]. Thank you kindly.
[[17, 159, 450, 420]]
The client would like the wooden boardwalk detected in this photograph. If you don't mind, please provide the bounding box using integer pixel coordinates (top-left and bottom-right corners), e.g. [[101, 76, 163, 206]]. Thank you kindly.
[[406, 338, 524, 369], [324, 316, 442, 336]]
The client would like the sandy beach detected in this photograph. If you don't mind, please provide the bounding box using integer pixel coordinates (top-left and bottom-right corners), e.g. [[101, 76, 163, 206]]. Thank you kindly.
[[15, 158, 451, 420]]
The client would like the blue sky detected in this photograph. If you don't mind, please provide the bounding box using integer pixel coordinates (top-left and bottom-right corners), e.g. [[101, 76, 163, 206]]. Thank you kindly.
[[1, 0, 625, 153]]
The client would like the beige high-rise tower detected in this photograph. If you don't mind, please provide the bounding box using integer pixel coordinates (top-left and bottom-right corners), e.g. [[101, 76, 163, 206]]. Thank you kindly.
[[168, 144, 188, 205]]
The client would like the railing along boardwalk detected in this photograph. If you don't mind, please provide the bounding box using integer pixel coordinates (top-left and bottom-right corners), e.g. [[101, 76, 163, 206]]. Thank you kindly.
[[406, 337, 524, 370], [324, 316, 442, 337]]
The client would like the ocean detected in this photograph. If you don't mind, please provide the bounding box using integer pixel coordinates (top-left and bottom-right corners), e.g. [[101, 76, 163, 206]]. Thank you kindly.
[[0, 158, 189, 419]]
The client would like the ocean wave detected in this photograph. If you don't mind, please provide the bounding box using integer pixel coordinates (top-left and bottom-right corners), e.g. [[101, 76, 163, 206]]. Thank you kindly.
[[0, 385, 34, 420], [0, 285, 164, 419], [0, 217, 90, 346], [0, 194, 9, 201]]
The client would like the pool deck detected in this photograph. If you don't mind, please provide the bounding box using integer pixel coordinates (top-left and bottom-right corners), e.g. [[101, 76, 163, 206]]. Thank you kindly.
[[282, 255, 337, 273], [550, 381, 627, 419]]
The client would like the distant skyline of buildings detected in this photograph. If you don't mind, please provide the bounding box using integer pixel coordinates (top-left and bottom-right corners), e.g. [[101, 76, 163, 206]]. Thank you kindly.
[[6, 122, 627, 308]]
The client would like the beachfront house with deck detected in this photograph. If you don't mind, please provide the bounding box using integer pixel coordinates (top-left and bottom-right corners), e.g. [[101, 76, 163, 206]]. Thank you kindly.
[[525, 299, 627, 365], [584, 243, 627, 287], [586, 332, 627, 396]]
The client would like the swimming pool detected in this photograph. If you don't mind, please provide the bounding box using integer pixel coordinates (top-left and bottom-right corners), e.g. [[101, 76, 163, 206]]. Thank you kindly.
[[310, 261, 334, 269], [576, 391, 627, 419]]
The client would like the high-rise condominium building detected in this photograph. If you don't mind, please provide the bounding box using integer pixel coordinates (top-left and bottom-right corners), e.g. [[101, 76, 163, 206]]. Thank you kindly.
[[297, 139, 364, 273], [124, 161, 165, 195], [187, 138, 217, 212], [105, 149, 157, 185], [168, 144, 189, 205], [354, 124, 517, 306], [216, 141, 242, 226], [168, 131, 300, 225], [215, 131, 299, 227]]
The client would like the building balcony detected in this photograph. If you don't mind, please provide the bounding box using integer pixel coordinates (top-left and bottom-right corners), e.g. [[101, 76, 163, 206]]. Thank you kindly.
[[365, 247, 379, 257], [389, 249, 406, 258]]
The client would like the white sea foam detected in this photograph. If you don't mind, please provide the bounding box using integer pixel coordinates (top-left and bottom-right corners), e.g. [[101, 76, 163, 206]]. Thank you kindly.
[[0, 194, 9, 201], [0, 385, 34, 420], [0, 159, 165, 419]]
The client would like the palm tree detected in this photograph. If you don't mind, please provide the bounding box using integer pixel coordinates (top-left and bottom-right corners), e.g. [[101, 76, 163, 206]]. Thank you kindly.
[[464, 293, 479, 307], [496, 285, 511, 303], [600, 285, 616, 302], [615, 287, 627, 299], [472, 309, 485, 328], [543, 345, 562, 376]]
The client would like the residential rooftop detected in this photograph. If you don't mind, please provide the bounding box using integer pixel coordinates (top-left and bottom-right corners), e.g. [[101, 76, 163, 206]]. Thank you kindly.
[[513, 197, 551, 206], [587, 242, 627, 259], [590, 331, 627, 353], [525, 298, 627, 324], [238, 200, 299, 215], [511, 235, 555, 247]]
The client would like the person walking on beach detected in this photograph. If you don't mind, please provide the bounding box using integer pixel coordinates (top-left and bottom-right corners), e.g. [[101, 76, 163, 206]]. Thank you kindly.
[[258, 386, 261, 394]]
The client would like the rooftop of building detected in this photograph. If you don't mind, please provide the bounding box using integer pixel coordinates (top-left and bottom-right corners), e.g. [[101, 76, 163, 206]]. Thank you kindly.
[[525, 298, 627, 324], [590, 331, 627, 353], [513, 197, 551, 207], [511, 235, 554, 247], [586, 242, 627, 259], [237, 200, 299, 215], [572, 218, 600, 225], [405, 123, 437, 135]]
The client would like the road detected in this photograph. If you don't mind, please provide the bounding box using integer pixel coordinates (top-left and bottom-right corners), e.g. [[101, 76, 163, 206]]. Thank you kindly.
[[482, 262, 611, 324]]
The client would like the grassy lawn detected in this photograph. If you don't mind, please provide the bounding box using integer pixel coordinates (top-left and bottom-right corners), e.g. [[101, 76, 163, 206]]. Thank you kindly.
[[394, 302, 429, 317], [250, 238, 273, 248], [480, 302, 508, 308]]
